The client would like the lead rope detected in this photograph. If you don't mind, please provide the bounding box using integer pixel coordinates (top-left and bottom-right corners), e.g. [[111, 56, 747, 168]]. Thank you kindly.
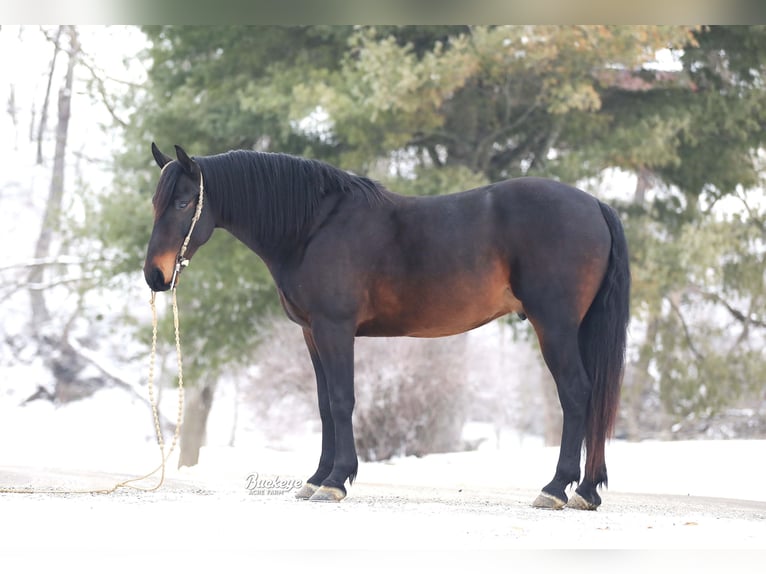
[[0, 290, 184, 495], [0, 169, 204, 496]]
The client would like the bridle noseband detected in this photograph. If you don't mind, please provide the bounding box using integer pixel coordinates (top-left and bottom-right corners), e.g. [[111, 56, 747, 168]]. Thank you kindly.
[[170, 169, 205, 290]]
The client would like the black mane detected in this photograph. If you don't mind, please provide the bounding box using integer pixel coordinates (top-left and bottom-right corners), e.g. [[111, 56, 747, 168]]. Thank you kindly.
[[153, 150, 390, 249], [193, 150, 389, 248]]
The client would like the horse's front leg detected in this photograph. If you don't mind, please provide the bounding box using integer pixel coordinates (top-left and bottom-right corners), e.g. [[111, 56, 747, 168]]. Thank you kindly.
[[294, 328, 335, 500], [304, 318, 358, 502]]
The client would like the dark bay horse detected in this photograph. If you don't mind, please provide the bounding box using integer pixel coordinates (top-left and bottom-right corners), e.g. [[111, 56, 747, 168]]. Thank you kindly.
[[144, 143, 630, 510]]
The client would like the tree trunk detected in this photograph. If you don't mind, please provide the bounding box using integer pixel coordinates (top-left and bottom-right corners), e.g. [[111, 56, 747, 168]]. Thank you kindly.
[[36, 26, 63, 165], [7, 85, 18, 150], [178, 382, 216, 468], [634, 165, 653, 206], [28, 26, 79, 333]]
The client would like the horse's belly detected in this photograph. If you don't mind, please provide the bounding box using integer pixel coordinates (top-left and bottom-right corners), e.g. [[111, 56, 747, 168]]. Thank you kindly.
[[406, 285, 522, 337], [358, 275, 523, 338]]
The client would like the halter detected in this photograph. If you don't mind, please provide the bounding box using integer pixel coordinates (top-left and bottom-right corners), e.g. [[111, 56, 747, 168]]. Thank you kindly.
[[170, 169, 205, 290]]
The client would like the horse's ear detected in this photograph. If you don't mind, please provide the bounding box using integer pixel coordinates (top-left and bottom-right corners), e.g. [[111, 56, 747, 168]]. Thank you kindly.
[[151, 142, 173, 169], [174, 145, 198, 175]]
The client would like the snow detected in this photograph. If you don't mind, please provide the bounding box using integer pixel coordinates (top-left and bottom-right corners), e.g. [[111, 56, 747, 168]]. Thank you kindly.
[[3, 377, 763, 502], [1, 386, 765, 566]]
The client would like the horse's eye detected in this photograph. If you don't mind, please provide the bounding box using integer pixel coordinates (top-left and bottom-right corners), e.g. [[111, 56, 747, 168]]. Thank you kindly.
[[176, 200, 189, 210]]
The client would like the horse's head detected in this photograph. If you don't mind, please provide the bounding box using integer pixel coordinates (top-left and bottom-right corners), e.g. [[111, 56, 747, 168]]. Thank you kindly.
[[143, 143, 215, 291]]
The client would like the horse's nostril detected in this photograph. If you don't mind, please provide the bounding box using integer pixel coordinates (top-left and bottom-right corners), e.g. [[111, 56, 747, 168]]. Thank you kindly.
[[148, 267, 169, 291]]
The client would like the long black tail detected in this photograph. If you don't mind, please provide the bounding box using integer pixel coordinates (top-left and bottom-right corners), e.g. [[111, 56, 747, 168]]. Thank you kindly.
[[579, 201, 631, 486]]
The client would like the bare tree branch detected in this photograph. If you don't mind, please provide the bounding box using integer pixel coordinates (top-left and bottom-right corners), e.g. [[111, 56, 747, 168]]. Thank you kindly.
[[1, 273, 101, 301], [76, 54, 130, 128], [690, 286, 766, 329], [473, 102, 540, 174], [734, 188, 766, 234], [36, 26, 63, 165], [667, 292, 704, 362], [0, 254, 97, 272], [65, 336, 176, 432]]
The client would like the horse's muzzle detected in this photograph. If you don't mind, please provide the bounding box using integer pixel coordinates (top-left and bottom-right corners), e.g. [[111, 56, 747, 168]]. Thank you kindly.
[[146, 266, 171, 292]]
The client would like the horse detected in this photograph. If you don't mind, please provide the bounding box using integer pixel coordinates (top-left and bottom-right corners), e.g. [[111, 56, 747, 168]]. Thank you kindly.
[[143, 143, 630, 510]]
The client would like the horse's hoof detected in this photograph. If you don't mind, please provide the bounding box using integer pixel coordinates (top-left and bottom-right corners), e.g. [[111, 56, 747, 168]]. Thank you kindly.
[[309, 485, 346, 503], [294, 482, 319, 500], [565, 492, 599, 511], [532, 492, 566, 510]]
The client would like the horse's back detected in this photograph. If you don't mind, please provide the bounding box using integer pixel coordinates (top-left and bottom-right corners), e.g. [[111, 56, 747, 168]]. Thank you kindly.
[[355, 178, 609, 336], [290, 176, 612, 337], [390, 176, 609, 267], [488, 177, 606, 233]]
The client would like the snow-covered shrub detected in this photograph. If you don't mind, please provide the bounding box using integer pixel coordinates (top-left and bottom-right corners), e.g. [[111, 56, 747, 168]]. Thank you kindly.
[[246, 317, 469, 460], [353, 335, 468, 461]]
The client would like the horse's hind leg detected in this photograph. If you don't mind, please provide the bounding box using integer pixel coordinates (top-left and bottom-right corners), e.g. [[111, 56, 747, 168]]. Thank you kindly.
[[528, 317, 593, 509]]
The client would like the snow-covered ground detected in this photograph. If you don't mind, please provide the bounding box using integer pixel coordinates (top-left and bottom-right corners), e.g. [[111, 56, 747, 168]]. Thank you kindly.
[[1, 385, 765, 568], [2, 383, 765, 504]]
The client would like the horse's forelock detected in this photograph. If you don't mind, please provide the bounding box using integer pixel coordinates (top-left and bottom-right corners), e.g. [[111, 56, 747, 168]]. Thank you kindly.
[[152, 161, 181, 219]]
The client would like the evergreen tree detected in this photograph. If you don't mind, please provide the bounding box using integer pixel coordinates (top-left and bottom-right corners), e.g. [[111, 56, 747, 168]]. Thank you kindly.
[[101, 26, 766, 459]]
